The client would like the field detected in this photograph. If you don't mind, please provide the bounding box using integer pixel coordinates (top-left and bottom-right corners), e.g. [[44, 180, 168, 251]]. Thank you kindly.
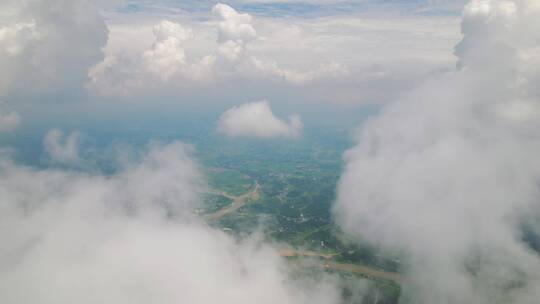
[[195, 128, 402, 303], [1, 112, 401, 303]]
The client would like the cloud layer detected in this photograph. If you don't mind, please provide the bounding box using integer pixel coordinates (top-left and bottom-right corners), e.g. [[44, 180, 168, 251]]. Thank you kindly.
[[217, 100, 303, 138], [89, 3, 349, 95], [87, 2, 458, 102], [335, 0, 540, 303], [0, 140, 340, 304], [1, 0, 463, 104]]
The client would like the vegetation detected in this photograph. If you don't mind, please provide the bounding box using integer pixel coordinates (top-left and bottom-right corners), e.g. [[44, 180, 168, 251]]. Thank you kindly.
[[196, 129, 402, 303]]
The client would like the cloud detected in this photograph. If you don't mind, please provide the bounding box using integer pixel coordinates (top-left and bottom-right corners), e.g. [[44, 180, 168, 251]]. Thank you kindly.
[[143, 20, 194, 80], [212, 3, 257, 63], [1, 0, 461, 103], [0, 101, 20, 132], [0, 141, 341, 304], [89, 3, 353, 95], [213, 3, 257, 43], [335, 0, 540, 303], [0, 0, 108, 98], [250, 57, 348, 84], [43, 129, 81, 164], [210, 4, 347, 83], [218, 100, 303, 138]]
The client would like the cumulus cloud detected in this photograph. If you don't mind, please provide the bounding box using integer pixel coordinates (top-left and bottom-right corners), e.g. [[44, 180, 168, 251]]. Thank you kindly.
[[143, 20, 194, 80], [43, 129, 81, 164], [0, 141, 340, 304], [89, 3, 350, 95], [212, 3, 258, 63], [210, 3, 346, 84], [0, 0, 108, 97], [218, 100, 303, 138], [142, 20, 216, 82], [213, 3, 257, 43], [335, 0, 540, 303]]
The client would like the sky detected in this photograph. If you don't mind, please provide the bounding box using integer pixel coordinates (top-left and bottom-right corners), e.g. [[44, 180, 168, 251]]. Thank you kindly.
[[1, 0, 540, 303]]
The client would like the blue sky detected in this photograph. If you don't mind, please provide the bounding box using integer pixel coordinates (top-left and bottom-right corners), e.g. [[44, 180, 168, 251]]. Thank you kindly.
[[117, 0, 468, 17]]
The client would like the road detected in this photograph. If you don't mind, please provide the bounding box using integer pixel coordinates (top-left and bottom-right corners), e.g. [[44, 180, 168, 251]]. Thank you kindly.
[[321, 261, 401, 283], [205, 184, 399, 283], [279, 249, 400, 283], [204, 181, 261, 222]]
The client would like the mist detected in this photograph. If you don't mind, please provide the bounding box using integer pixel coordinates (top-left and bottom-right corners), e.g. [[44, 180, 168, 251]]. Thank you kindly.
[[0, 141, 343, 304], [335, 0, 540, 303]]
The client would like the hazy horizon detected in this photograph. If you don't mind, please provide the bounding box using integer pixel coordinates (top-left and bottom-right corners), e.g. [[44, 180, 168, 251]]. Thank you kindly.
[[1, 1, 539, 303]]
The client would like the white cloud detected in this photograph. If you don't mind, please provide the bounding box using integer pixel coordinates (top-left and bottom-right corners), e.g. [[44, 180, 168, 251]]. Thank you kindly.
[[143, 20, 194, 80], [8, 0, 460, 103], [0, 141, 340, 304], [43, 129, 81, 164], [218, 100, 303, 138], [0, 20, 39, 56], [335, 0, 540, 303], [0, 101, 20, 132], [0, 0, 108, 97], [89, 3, 357, 95], [218, 40, 245, 61], [250, 57, 348, 84], [213, 3, 257, 43]]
